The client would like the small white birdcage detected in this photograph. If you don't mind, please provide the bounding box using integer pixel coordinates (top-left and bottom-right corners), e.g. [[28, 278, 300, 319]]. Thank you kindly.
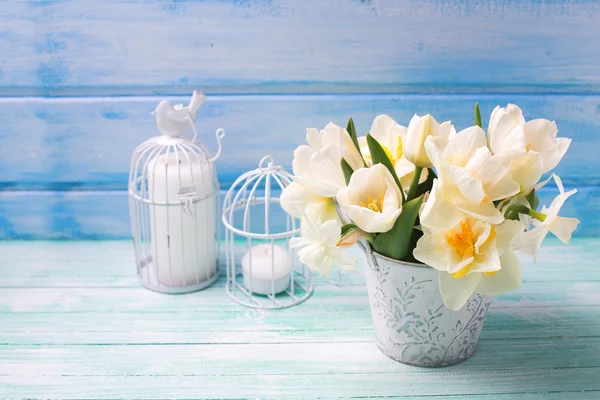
[[222, 156, 313, 309], [129, 91, 225, 294]]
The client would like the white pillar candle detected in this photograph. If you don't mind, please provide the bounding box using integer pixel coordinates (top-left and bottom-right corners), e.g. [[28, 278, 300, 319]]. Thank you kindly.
[[147, 151, 217, 288], [241, 243, 292, 295]]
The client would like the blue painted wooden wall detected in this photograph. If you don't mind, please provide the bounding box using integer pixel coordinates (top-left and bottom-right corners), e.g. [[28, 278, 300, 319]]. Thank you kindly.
[[1, 0, 599, 239]]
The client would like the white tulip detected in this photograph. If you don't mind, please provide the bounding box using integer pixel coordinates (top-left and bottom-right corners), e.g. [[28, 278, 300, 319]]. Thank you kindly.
[[336, 164, 403, 233], [306, 122, 364, 171], [290, 217, 356, 276], [420, 126, 520, 231], [292, 123, 364, 198], [292, 144, 345, 197], [488, 104, 571, 193], [414, 217, 523, 310], [511, 174, 580, 261], [487, 104, 526, 155], [358, 114, 428, 189], [524, 119, 571, 173], [280, 181, 339, 223], [405, 114, 455, 168]]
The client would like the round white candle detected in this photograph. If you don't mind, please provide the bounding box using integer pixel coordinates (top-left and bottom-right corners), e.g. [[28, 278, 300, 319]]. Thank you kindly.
[[241, 243, 292, 295], [147, 151, 217, 288]]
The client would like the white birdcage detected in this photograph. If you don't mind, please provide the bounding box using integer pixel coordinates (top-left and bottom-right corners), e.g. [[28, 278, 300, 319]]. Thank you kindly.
[[222, 156, 313, 309], [128, 91, 225, 294]]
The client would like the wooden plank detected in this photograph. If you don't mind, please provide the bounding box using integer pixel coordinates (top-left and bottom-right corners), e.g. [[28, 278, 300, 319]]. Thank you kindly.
[[0, 187, 595, 240], [0, 239, 597, 286], [1, 338, 600, 375], [1, 304, 600, 345], [0, 95, 598, 190], [1, 280, 599, 314], [1, 368, 599, 398], [1, 1, 600, 95]]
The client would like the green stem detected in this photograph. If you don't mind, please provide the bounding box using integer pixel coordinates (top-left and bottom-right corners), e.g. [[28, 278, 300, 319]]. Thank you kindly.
[[528, 209, 547, 222], [406, 167, 423, 202]]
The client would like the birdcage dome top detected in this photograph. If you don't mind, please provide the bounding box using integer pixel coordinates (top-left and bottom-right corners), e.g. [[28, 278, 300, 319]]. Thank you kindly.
[[222, 156, 298, 240]]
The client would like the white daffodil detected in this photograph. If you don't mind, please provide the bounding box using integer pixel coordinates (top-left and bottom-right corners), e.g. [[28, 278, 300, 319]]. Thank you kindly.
[[414, 217, 523, 310], [404, 113, 455, 168], [420, 126, 520, 231], [358, 114, 428, 189], [487, 104, 571, 193], [280, 181, 339, 223], [292, 123, 364, 197], [511, 174, 580, 261], [290, 217, 356, 276], [336, 164, 403, 233]]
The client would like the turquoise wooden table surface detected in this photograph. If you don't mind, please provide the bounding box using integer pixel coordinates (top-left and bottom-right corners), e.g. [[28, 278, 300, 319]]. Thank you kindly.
[[1, 238, 599, 399]]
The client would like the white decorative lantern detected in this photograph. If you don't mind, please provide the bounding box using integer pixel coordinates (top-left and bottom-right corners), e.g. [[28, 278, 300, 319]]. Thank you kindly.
[[129, 91, 225, 293], [222, 156, 313, 309]]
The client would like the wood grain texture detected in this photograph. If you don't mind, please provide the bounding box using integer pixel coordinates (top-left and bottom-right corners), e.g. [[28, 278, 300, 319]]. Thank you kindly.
[[1, 182, 595, 239], [1, 94, 598, 190], [0, 240, 599, 398], [1, 0, 600, 95]]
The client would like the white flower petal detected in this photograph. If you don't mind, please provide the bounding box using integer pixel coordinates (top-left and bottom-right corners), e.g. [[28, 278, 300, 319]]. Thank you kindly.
[[347, 204, 400, 233], [456, 203, 504, 225], [444, 126, 487, 166], [488, 104, 525, 154], [525, 119, 558, 151], [487, 177, 521, 202], [508, 151, 544, 195], [540, 137, 571, 173], [319, 219, 342, 244], [511, 225, 549, 262], [495, 219, 524, 255], [476, 251, 522, 296], [306, 128, 322, 149], [447, 165, 485, 204], [548, 216, 580, 245], [439, 272, 481, 311], [420, 180, 464, 231], [292, 145, 315, 178], [413, 230, 447, 271]]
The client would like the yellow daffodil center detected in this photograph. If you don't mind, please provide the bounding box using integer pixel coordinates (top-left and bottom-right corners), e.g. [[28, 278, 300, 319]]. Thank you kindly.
[[445, 220, 498, 278], [445, 220, 476, 261], [526, 143, 532, 152], [360, 194, 384, 213]]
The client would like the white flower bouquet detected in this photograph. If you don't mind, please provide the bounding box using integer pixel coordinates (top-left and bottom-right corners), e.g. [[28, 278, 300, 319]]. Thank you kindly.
[[282, 104, 579, 311]]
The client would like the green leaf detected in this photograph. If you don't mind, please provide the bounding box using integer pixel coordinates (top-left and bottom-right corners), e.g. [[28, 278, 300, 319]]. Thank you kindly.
[[340, 158, 354, 185], [474, 103, 482, 128], [504, 203, 530, 221], [340, 223, 357, 237], [526, 189, 540, 210], [366, 134, 405, 203], [372, 195, 424, 260], [347, 117, 367, 167], [416, 168, 436, 197]]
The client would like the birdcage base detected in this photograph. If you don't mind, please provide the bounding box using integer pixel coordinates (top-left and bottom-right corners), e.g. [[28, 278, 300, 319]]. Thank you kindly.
[[242, 274, 290, 296], [226, 271, 313, 309], [137, 262, 220, 294]]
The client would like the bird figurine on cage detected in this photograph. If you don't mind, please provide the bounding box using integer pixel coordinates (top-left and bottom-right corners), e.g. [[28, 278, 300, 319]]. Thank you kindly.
[[152, 90, 206, 137], [129, 91, 225, 294]]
